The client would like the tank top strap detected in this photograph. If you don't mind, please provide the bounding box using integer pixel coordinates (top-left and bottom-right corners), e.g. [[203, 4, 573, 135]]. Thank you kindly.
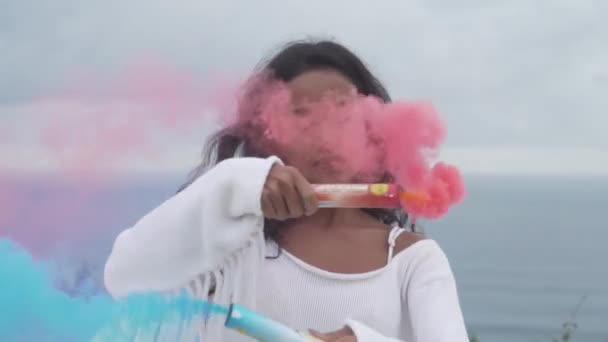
[[387, 226, 406, 263]]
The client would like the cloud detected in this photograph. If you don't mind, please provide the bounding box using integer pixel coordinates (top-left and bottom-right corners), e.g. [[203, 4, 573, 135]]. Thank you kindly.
[[1, 0, 607, 174]]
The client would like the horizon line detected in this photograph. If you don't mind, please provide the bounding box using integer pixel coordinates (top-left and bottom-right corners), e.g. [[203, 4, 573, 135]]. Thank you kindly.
[[1, 145, 607, 177]]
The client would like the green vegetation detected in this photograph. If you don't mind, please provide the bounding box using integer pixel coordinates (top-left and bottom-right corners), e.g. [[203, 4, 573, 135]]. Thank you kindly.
[[468, 295, 587, 342], [468, 321, 578, 342]]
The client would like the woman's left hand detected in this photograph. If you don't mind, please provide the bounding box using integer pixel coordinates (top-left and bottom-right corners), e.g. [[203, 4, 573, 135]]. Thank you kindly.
[[309, 326, 356, 341]]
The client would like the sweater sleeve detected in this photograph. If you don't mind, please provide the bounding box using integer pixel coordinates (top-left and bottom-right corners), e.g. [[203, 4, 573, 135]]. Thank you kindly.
[[103, 156, 280, 299], [404, 240, 469, 342], [344, 319, 402, 342], [345, 241, 469, 342]]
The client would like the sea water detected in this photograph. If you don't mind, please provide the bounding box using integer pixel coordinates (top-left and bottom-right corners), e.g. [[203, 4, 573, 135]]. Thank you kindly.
[[2, 174, 606, 341]]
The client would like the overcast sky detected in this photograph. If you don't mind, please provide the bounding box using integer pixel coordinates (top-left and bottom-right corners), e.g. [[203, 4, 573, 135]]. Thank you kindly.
[[1, 0, 607, 175]]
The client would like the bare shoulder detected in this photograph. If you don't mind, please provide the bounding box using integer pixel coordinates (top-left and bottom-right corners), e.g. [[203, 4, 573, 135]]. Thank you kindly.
[[393, 231, 427, 255]]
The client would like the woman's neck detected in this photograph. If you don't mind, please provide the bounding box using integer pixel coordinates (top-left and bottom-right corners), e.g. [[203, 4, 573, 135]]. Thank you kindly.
[[278, 208, 394, 273]]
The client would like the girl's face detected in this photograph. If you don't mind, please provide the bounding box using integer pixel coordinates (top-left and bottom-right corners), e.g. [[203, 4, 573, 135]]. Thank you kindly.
[[263, 69, 384, 184]]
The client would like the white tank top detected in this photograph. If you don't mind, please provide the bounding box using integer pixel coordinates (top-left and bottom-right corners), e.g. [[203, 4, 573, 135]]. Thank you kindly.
[[254, 226, 415, 340]]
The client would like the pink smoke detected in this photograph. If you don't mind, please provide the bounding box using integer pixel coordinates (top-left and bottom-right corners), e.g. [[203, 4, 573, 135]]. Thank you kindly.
[[32, 58, 239, 180], [0, 174, 22, 234], [244, 79, 465, 218], [3, 58, 464, 257], [377, 101, 464, 218], [2, 57, 241, 254]]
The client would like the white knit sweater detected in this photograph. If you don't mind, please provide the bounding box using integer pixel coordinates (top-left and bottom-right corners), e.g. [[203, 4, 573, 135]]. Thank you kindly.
[[103, 156, 469, 342]]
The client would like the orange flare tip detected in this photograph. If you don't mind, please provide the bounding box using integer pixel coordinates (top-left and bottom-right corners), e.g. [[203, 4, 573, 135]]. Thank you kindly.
[[399, 191, 430, 206]]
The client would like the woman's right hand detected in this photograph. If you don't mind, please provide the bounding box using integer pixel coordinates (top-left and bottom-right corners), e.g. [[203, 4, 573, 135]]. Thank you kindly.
[[262, 165, 319, 220]]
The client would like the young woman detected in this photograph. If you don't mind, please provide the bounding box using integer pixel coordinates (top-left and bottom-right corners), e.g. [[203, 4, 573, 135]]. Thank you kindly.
[[104, 40, 469, 342]]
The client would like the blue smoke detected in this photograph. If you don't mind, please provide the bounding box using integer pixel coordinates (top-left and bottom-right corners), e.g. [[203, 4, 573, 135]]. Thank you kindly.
[[0, 239, 227, 341]]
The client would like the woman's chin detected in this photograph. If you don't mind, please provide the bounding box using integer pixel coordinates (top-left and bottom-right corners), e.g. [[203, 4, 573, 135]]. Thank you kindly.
[[302, 162, 379, 184], [304, 172, 362, 184]]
